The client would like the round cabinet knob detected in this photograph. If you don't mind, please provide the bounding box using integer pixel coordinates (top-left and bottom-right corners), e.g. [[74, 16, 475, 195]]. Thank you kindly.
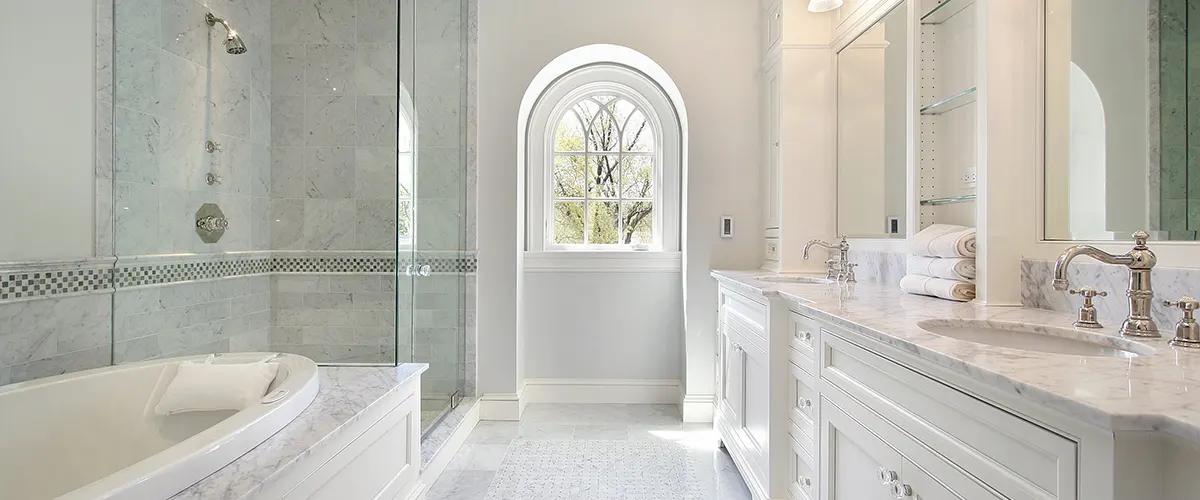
[[798, 476, 812, 488], [877, 467, 898, 484], [891, 483, 912, 498], [798, 397, 813, 409], [800, 331, 813, 342]]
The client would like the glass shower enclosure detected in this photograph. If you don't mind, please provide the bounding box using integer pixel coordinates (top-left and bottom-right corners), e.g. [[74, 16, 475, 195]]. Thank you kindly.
[[107, 0, 468, 433]]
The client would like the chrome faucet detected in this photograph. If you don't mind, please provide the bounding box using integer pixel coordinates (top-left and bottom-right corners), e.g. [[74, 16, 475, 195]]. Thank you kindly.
[[1051, 231, 1159, 338], [804, 235, 853, 282]]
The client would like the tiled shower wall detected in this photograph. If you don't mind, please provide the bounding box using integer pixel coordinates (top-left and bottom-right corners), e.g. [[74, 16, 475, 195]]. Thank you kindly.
[[0, 0, 478, 398], [1158, 0, 1200, 238]]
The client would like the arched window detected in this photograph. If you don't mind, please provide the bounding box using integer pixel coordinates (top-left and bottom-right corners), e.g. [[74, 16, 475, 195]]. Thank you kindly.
[[527, 65, 680, 252]]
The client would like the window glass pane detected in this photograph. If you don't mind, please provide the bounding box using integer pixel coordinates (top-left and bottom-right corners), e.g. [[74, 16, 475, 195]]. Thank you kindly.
[[573, 100, 600, 131], [398, 153, 414, 198], [621, 156, 654, 198], [555, 113, 585, 152], [588, 201, 621, 244], [611, 99, 637, 131], [552, 155, 586, 198], [588, 108, 621, 152], [553, 201, 585, 244], [588, 155, 620, 198], [622, 110, 654, 152], [622, 201, 654, 245]]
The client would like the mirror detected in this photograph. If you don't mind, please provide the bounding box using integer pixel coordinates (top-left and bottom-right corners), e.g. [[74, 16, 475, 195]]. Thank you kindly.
[[1044, 0, 1197, 241], [836, 2, 909, 239]]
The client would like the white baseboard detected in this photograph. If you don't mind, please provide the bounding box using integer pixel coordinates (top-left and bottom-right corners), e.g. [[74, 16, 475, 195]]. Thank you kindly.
[[680, 392, 715, 423], [522, 378, 681, 404], [479, 392, 523, 421], [421, 400, 480, 488]]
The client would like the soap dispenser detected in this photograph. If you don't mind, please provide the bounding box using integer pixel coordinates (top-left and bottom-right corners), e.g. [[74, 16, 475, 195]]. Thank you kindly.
[[1164, 297, 1200, 348]]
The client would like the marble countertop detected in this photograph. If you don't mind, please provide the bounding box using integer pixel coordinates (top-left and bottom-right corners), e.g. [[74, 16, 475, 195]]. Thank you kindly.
[[712, 270, 1200, 443], [171, 363, 428, 500]]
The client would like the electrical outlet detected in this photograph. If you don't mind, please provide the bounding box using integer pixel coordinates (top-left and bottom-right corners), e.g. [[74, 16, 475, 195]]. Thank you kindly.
[[962, 171, 978, 186]]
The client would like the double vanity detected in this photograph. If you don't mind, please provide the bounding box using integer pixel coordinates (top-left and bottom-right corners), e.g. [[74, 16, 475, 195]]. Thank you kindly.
[[711, 270, 1200, 500]]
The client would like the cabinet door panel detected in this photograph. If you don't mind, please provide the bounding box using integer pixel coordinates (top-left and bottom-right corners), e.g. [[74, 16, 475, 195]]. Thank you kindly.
[[742, 340, 770, 454], [719, 325, 743, 426], [821, 397, 902, 500]]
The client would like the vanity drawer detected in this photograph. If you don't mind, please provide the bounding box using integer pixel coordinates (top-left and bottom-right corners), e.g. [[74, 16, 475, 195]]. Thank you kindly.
[[821, 330, 1079, 500], [787, 362, 817, 452], [787, 433, 816, 500], [721, 288, 768, 337], [788, 312, 818, 374]]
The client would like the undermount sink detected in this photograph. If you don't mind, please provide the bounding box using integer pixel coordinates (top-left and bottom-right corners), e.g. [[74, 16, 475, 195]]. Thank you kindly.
[[917, 319, 1155, 358], [755, 275, 834, 284]]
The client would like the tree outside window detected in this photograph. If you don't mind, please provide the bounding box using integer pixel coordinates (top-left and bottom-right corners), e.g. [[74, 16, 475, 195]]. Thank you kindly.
[[550, 95, 657, 247]]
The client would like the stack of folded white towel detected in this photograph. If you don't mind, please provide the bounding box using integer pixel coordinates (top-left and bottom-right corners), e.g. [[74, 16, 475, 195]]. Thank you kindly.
[[900, 224, 977, 302]]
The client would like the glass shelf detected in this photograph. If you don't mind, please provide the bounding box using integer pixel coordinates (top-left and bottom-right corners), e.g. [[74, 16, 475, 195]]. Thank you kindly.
[[921, 0, 975, 25], [920, 87, 977, 115], [920, 194, 976, 206]]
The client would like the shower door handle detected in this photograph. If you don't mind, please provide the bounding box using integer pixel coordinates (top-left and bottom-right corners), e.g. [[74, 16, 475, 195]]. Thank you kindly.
[[404, 264, 432, 277]]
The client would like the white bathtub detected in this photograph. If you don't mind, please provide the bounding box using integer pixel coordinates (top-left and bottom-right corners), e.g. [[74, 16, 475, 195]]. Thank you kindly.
[[0, 353, 319, 500]]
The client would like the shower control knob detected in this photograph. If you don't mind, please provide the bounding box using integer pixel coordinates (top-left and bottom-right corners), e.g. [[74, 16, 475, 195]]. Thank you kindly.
[[196, 215, 229, 232]]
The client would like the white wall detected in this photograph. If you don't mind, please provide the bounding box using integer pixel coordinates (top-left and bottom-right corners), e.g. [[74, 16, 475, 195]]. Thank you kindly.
[[0, 1, 96, 261], [523, 272, 683, 379], [478, 0, 761, 398]]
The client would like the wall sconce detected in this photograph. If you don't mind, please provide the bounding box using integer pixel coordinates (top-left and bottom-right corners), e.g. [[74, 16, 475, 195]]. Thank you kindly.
[[808, 0, 843, 12]]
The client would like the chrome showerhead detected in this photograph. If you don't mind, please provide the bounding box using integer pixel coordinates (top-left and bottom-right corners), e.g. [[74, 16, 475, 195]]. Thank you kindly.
[[205, 13, 247, 55]]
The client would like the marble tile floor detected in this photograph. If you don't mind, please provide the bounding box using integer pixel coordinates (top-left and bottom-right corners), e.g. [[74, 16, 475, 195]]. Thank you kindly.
[[425, 403, 752, 500]]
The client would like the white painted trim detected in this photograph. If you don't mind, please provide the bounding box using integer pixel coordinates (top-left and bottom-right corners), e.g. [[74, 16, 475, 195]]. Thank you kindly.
[[479, 392, 523, 421], [420, 400, 481, 489], [523, 251, 682, 272], [831, 0, 905, 53], [681, 392, 716, 423], [522, 378, 681, 404]]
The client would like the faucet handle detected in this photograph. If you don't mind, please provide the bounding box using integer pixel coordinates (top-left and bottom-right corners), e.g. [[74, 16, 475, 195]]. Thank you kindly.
[[1069, 287, 1107, 300], [1165, 297, 1200, 348], [1164, 297, 1200, 312], [1069, 287, 1106, 328]]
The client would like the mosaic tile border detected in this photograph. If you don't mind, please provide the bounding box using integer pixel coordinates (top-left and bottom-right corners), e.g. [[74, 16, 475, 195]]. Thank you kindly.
[[0, 252, 478, 304]]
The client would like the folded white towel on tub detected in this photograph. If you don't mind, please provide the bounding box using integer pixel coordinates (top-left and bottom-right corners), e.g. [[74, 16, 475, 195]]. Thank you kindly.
[[155, 357, 280, 415], [909, 224, 977, 258], [899, 274, 975, 302], [906, 255, 976, 281]]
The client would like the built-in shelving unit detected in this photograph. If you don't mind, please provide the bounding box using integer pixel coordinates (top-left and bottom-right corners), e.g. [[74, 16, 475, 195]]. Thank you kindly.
[[919, 194, 976, 206], [918, 0, 978, 230], [920, 0, 975, 25], [919, 87, 976, 115]]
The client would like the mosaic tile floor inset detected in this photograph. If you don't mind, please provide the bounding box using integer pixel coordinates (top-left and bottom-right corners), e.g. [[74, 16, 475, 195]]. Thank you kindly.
[[483, 439, 708, 500]]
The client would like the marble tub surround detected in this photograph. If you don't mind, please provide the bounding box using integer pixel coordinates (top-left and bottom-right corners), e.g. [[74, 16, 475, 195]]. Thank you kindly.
[[0, 293, 113, 385], [171, 363, 427, 500], [713, 269, 1200, 443], [113, 275, 272, 364], [1022, 258, 1200, 334]]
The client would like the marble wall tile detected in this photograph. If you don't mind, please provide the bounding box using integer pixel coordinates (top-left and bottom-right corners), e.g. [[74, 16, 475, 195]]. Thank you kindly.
[[212, 75, 254, 140], [302, 199, 356, 249], [847, 250, 907, 286], [305, 147, 356, 198], [116, 0, 160, 45], [272, 147, 306, 197], [159, 0, 210, 66], [356, 43, 398, 96], [356, 200, 399, 250], [355, 147, 399, 199], [112, 107, 162, 186], [0, 294, 114, 384], [271, 199, 306, 249], [305, 94, 357, 146], [114, 181, 161, 255], [271, 0, 357, 44], [306, 44, 357, 96], [272, 95, 306, 146], [356, 96, 397, 147], [272, 44, 306, 96], [357, 0, 398, 43]]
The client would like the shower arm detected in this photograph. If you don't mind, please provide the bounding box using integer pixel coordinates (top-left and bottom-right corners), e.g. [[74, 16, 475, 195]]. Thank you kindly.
[[205, 13, 235, 35]]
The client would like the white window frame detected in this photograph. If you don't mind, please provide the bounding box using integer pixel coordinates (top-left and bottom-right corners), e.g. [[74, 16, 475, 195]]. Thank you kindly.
[[527, 65, 682, 254]]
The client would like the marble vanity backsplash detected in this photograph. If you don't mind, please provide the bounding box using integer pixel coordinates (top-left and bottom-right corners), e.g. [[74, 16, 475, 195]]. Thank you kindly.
[[1022, 259, 1200, 331], [848, 250, 907, 285]]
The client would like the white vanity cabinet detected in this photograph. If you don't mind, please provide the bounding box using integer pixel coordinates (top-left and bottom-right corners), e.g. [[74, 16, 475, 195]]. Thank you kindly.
[[714, 282, 1095, 500]]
